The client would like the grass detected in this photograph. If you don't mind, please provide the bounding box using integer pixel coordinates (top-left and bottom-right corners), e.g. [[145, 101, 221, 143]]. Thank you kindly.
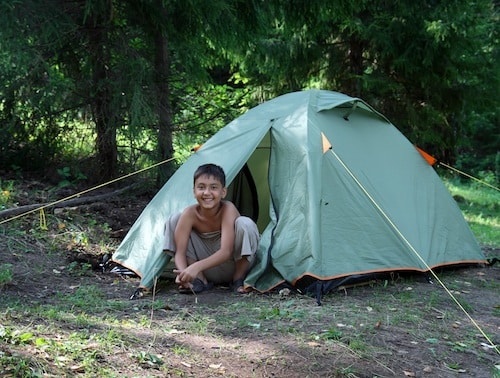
[[443, 177, 500, 247], [0, 263, 13, 288], [0, 176, 499, 377], [1, 275, 498, 377]]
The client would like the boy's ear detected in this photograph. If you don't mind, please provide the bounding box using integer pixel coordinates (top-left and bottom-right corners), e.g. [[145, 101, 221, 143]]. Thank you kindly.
[[222, 186, 227, 198]]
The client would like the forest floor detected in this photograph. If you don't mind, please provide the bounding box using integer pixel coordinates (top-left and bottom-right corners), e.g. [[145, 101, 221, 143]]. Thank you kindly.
[[0, 182, 499, 377]]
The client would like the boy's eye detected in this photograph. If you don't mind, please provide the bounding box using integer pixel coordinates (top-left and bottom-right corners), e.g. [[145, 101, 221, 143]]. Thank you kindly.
[[196, 184, 220, 190]]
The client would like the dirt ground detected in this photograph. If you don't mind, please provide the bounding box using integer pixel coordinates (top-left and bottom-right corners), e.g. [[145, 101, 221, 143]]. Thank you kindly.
[[1, 188, 499, 377]]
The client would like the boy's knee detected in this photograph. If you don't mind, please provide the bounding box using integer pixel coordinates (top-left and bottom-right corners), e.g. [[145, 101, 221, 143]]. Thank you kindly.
[[168, 212, 182, 227], [235, 216, 258, 232]]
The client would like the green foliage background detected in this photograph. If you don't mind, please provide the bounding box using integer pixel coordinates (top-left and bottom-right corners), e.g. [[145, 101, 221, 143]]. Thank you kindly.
[[0, 0, 497, 184]]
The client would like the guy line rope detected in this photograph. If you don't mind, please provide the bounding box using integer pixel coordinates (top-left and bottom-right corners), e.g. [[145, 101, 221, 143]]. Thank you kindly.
[[0, 157, 176, 226], [328, 148, 499, 356]]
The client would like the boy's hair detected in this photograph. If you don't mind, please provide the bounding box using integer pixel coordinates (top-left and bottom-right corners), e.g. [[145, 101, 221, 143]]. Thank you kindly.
[[193, 164, 226, 187]]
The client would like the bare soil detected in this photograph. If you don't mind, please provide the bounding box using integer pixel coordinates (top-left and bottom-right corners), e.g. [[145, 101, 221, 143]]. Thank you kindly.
[[1, 184, 499, 377]]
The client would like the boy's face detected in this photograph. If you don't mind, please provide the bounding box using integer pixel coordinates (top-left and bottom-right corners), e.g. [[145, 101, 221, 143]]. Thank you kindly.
[[193, 174, 227, 209]]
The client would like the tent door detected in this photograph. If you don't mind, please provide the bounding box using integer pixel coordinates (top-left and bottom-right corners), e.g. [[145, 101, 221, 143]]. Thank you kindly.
[[226, 164, 259, 222]]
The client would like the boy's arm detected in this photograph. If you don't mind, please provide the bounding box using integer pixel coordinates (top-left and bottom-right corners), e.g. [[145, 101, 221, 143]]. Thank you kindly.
[[173, 210, 192, 272]]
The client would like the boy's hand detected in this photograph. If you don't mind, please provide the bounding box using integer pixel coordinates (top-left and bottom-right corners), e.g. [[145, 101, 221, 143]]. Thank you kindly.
[[173, 264, 200, 285]]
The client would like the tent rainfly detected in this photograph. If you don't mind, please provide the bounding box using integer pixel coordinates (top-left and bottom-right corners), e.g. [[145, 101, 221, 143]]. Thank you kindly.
[[111, 90, 486, 298]]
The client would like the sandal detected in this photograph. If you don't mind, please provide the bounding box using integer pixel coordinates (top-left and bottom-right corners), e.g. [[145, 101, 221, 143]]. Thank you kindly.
[[232, 278, 247, 294], [179, 278, 213, 294]]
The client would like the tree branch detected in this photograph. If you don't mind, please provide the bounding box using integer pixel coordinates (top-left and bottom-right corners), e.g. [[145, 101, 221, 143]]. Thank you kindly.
[[0, 184, 140, 220]]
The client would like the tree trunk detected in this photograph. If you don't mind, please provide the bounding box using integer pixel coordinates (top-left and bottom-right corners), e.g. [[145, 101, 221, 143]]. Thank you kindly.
[[93, 87, 118, 182], [154, 28, 175, 186], [346, 36, 365, 98], [87, 0, 118, 182]]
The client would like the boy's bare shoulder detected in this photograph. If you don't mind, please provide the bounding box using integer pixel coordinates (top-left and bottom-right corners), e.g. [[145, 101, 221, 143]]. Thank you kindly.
[[221, 199, 236, 208], [180, 204, 198, 218], [184, 204, 198, 211], [221, 200, 239, 216], [221, 200, 236, 210]]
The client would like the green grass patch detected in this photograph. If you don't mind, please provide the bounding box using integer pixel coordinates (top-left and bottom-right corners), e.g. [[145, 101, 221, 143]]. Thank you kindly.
[[443, 177, 500, 247], [1, 275, 498, 377], [0, 263, 13, 288]]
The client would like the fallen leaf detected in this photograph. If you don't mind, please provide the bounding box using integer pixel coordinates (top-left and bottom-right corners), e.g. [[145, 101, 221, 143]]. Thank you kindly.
[[181, 361, 191, 368], [480, 342, 498, 350], [403, 370, 415, 376], [279, 288, 291, 297], [166, 329, 184, 334], [82, 342, 99, 350], [70, 365, 85, 372]]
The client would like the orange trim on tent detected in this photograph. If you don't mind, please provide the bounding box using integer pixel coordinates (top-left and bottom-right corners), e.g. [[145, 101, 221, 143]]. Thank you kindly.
[[321, 132, 332, 154], [290, 259, 488, 286], [415, 146, 437, 166], [247, 258, 487, 294]]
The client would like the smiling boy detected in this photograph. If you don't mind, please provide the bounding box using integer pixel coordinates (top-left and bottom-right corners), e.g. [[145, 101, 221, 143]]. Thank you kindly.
[[163, 164, 259, 294]]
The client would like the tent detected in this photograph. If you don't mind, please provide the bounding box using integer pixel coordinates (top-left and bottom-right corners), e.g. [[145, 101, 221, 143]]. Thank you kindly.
[[111, 90, 485, 297]]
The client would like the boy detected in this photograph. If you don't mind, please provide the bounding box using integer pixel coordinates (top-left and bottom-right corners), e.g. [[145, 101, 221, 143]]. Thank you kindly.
[[163, 163, 259, 294]]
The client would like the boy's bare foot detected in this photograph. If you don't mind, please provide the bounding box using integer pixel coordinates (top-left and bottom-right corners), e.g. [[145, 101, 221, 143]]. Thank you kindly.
[[179, 278, 213, 294], [232, 278, 247, 294]]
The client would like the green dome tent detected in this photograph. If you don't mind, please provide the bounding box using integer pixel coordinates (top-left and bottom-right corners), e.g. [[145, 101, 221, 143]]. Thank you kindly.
[[111, 90, 485, 297]]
